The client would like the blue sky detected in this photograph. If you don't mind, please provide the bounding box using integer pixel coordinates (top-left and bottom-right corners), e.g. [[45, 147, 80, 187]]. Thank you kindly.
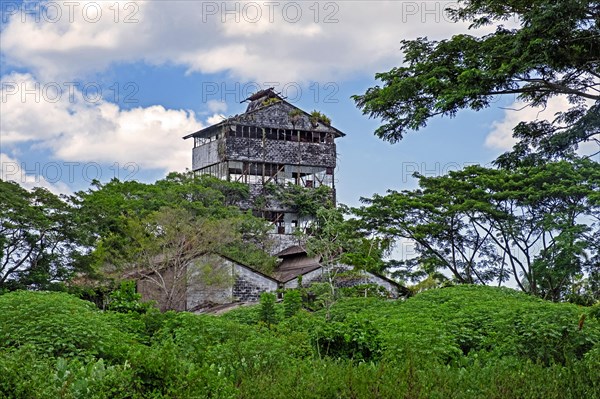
[[0, 0, 583, 204]]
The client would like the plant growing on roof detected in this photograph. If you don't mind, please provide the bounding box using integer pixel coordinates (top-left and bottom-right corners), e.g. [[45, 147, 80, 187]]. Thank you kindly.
[[288, 108, 303, 126], [309, 110, 331, 127], [262, 97, 280, 107]]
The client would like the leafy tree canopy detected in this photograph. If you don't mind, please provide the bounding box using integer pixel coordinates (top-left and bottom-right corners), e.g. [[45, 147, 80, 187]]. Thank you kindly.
[[0, 180, 87, 290], [73, 172, 274, 274], [356, 159, 600, 301], [353, 0, 599, 164]]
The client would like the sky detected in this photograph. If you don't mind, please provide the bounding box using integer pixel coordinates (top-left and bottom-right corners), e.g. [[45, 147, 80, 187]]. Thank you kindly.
[[1, 0, 595, 209]]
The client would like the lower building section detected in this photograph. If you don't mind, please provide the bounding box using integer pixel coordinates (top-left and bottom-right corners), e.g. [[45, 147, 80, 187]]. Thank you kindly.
[[134, 250, 402, 312]]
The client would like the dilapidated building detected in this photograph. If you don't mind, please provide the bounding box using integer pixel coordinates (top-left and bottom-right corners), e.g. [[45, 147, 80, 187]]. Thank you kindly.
[[134, 251, 401, 312], [183, 88, 344, 246], [155, 88, 404, 310]]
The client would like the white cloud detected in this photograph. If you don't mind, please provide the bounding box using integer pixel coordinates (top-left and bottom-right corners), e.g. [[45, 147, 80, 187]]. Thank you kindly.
[[207, 113, 226, 125], [485, 96, 599, 158], [1, 73, 202, 172], [1, 153, 72, 194], [207, 99, 228, 113], [0, 1, 481, 83], [485, 96, 572, 151]]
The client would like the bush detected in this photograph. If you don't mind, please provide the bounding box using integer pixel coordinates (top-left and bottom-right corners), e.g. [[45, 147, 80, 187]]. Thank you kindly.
[[106, 280, 154, 314], [283, 290, 302, 317], [2, 286, 599, 397], [0, 291, 138, 362], [259, 292, 277, 327]]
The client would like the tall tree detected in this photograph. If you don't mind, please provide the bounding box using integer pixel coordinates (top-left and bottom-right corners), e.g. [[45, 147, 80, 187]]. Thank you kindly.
[[301, 206, 393, 315], [0, 180, 85, 290], [73, 172, 277, 304], [356, 160, 600, 300], [353, 0, 599, 164], [121, 207, 240, 311]]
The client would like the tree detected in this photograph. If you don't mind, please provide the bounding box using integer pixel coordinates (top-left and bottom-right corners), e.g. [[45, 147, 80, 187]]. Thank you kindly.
[[119, 207, 241, 311], [356, 160, 600, 300], [356, 174, 505, 286], [353, 0, 599, 164], [75, 172, 275, 276], [302, 206, 392, 317], [283, 289, 302, 317], [0, 180, 86, 290]]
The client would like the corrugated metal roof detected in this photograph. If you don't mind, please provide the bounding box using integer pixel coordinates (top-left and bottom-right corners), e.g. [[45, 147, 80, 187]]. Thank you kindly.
[[272, 255, 322, 283], [275, 245, 307, 258]]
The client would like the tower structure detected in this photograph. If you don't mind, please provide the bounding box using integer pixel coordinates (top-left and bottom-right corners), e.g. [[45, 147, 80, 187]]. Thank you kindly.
[[183, 88, 344, 249]]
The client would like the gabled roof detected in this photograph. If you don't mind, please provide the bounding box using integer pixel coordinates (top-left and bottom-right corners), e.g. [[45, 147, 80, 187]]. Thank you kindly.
[[183, 90, 346, 140], [275, 245, 307, 257], [272, 245, 402, 287], [272, 254, 322, 283], [123, 252, 279, 285]]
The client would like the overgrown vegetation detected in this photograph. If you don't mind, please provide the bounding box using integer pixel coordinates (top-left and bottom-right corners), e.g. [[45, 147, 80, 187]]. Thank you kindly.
[[1, 1, 599, 396], [0, 172, 277, 307], [309, 110, 332, 126], [1, 286, 599, 398]]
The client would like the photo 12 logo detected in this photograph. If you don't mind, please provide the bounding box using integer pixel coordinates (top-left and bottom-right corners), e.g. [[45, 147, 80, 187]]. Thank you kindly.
[[2, 161, 140, 184], [1, 1, 140, 24], [201, 1, 339, 24], [401, 162, 478, 182], [201, 81, 339, 104], [1, 81, 139, 104]]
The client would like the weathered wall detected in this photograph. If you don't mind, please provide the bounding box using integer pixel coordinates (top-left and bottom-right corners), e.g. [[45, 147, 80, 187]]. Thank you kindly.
[[283, 267, 324, 289], [225, 137, 336, 167], [269, 233, 303, 255], [232, 264, 279, 301], [186, 255, 234, 310], [192, 139, 223, 170], [282, 264, 399, 298], [185, 255, 279, 308], [358, 272, 399, 298]]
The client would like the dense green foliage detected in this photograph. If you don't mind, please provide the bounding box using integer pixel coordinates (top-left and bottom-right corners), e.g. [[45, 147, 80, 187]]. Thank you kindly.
[[75, 172, 275, 275], [0, 172, 277, 306], [353, 0, 599, 164], [349, 0, 600, 302], [0, 181, 86, 290], [356, 159, 600, 301], [2, 286, 599, 398]]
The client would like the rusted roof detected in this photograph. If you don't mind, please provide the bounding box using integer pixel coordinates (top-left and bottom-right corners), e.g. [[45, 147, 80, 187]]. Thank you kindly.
[[275, 245, 307, 258], [272, 254, 322, 283], [183, 95, 346, 140], [243, 87, 280, 102]]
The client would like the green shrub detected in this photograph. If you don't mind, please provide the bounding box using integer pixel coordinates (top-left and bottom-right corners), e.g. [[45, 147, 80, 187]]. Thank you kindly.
[[259, 292, 277, 327], [2, 285, 599, 398], [283, 289, 302, 317], [0, 291, 138, 362], [106, 280, 154, 314]]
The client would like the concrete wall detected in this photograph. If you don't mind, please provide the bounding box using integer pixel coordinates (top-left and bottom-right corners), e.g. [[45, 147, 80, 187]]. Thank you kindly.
[[186, 255, 279, 309], [232, 264, 279, 301], [224, 137, 336, 167], [192, 139, 223, 170], [268, 233, 303, 256], [282, 264, 399, 298], [186, 255, 234, 310], [137, 267, 187, 312], [356, 272, 400, 298], [283, 267, 324, 289]]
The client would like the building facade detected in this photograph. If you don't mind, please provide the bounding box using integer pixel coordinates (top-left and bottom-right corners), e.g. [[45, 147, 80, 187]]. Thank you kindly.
[[135, 252, 401, 312], [183, 88, 344, 242]]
